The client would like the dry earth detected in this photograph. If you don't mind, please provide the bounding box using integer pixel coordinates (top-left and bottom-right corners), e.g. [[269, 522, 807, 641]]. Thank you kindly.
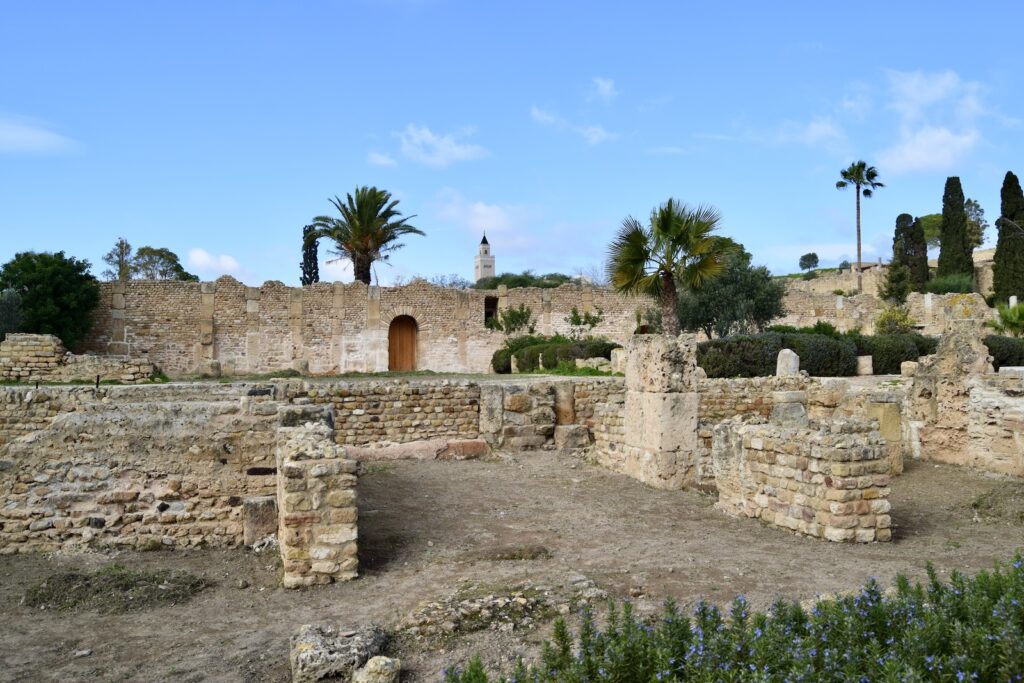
[[1, 452, 1022, 682]]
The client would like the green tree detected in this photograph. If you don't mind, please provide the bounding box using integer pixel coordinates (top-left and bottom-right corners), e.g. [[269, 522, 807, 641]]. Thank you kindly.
[[307, 186, 424, 285], [993, 171, 1024, 304], [879, 258, 911, 304], [0, 252, 99, 348], [133, 246, 199, 281], [473, 271, 575, 289], [936, 176, 974, 279], [799, 252, 819, 272], [677, 245, 785, 338], [564, 307, 604, 340], [0, 289, 22, 341], [883, 213, 928, 298], [606, 199, 735, 336], [101, 237, 134, 282], [300, 225, 319, 286], [965, 198, 988, 248], [918, 213, 943, 248], [835, 160, 884, 292], [486, 303, 535, 334]]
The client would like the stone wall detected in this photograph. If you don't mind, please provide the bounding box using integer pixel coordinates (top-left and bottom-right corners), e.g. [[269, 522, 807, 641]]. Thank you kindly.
[[276, 414, 359, 588], [1, 333, 154, 384], [712, 418, 892, 542], [966, 376, 1024, 477]]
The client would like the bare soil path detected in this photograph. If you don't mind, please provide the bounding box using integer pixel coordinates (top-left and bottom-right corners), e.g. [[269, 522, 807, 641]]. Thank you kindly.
[[1, 453, 1021, 682]]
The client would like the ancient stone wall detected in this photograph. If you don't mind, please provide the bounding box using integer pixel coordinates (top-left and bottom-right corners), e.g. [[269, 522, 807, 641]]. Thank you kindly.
[[0, 383, 283, 553], [712, 418, 892, 542], [966, 376, 1024, 477], [1, 333, 153, 384]]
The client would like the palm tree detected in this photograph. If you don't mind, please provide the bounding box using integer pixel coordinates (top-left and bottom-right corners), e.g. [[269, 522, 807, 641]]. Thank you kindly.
[[606, 199, 735, 336], [306, 186, 424, 285], [836, 161, 884, 292]]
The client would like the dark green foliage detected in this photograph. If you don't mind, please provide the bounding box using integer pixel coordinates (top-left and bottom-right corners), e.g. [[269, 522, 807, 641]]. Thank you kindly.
[[491, 334, 571, 373], [474, 271, 575, 290], [768, 320, 839, 337], [885, 213, 929, 298], [984, 335, 1024, 370], [801, 270, 818, 280], [447, 554, 1024, 683], [862, 334, 922, 374], [23, 564, 208, 613], [937, 176, 974, 279], [101, 237, 134, 281], [698, 333, 784, 377], [486, 303, 536, 334], [993, 171, 1024, 305], [0, 289, 22, 341], [925, 273, 974, 294], [879, 262, 911, 303], [491, 348, 513, 374], [798, 252, 819, 271], [300, 225, 319, 286], [965, 197, 989, 248], [564, 307, 604, 340], [133, 246, 198, 281], [780, 333, 857, 376], [492, 334, 619, 373], [0, 252, 100, 349], [677, 247, 785, 338]]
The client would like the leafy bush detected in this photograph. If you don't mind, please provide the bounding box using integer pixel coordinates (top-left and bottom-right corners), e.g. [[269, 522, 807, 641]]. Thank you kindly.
[[698, 332, 856, 377], [985, 335, 1024, 370], [0, 288, 21, 341], [446, 555, 1024, 683], [491, 349, 513, 374], [925, 273, 974, 294], [986, 303, 1024, 338], [486, 303, 536, 334], [863, 334, 923, 374], [511, 338, 621, 373], [767, 321, 839, 337], [874, 305, 916, 335]]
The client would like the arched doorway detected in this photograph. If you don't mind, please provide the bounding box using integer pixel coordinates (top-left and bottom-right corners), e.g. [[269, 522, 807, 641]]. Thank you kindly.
[[388, 315, 418, 371]]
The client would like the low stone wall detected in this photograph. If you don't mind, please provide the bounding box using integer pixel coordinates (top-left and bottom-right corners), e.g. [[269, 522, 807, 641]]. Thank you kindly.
[[712, 419, 892, 542], [696, 376, 811, 422], [0, 333, 154, 384], [0, 384, 283, 553], [277, 415, 359, 587], [966, 376, 1024, 477]]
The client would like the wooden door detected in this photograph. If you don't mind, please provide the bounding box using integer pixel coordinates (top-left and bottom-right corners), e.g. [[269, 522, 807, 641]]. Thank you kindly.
[[388, 316, 417, 371]]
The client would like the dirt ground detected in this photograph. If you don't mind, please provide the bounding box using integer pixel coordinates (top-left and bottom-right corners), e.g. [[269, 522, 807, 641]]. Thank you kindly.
[[1, 452, 1022, 682]]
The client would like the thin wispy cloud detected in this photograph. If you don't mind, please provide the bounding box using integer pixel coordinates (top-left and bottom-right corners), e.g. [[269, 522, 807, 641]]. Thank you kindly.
[[396, 124, 487, 167], [186, 247, 253, 283], [367, 150, 397, 167], [434, 188, 542, 252], [646, 145, 687, 156], [0, 116, 73, 154], [529, 106, 616, 145], [878, 69, 984, 174], [775, 117, 846, 147], [591, 77, 618, 103]]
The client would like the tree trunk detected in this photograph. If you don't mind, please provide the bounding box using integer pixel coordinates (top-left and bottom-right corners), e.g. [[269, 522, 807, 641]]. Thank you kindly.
[[855, 187, 863, 293], [353, 257, 372, 285], [660, 272, 680, 336]]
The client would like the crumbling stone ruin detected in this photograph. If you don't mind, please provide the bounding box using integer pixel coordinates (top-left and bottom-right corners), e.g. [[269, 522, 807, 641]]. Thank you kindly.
[[0, 333, 154, 383]]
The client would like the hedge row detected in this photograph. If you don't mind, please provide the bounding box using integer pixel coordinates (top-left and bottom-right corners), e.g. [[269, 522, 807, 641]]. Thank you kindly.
[[985, 335, 1024, 370], [492, 336, 620, 374], [698, 331, 938, 377]]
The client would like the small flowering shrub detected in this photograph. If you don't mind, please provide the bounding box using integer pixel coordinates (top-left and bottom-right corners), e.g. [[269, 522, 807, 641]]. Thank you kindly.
[[445, 554, 1024, 682]]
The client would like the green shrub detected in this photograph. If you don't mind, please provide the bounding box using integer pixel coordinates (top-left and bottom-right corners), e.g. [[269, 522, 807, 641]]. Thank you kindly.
[[832, 288, 845, 296], [985, 335, 1024, 370], [865, 334, 922, 374], [445, 555, 1024, 683], [698, 333, 783, 378], [925, 273, 974, 294], [781, 333, 857, 376], [491, 348, 513, 374], [801, 270, 818, 280], [766, 324, 799, 334], [875, 305, 916, 335]]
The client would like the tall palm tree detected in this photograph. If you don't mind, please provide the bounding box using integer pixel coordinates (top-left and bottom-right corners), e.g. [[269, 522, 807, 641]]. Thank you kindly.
[[306, 186, 424, 285], [836, 161, 884, 292], [606, 199, 735, 336]]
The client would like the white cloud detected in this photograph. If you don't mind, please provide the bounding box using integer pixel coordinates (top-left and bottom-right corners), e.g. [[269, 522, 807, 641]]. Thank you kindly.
[[529, 106, 616, 145], [187, 248, 243, 278], [320, 258, 354, 282], [434, 188, 542, 251], [367, 150, 397, 167], [591, 77, 618, 102], [577, 124, 615, 145], [878, 125, 980, 174], [776, 117, 846, 146], [396, 124, 487, 167], [0, 116, 73, 153], [877, 70, 985, 174]]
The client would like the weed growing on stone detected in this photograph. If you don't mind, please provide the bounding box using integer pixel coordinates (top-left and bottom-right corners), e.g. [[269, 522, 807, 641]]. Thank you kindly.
[[23, 564, 208, 613], [445, 553, 1024, 682]]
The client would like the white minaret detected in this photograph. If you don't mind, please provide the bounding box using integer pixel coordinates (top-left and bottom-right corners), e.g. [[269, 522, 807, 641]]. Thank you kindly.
[[474, 233, 496, 282]]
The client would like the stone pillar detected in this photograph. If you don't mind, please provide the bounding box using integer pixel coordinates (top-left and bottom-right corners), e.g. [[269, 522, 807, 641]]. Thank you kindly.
[[857, 355, 874, 376], [109, 281, 128, 355], [276, 412, 359, 588], [776, 349, 799, 376], [616, 335, 701, 489]]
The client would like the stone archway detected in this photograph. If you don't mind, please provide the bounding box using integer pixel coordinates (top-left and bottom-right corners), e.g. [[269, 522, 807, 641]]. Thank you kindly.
[[388, 315, 418, 371]]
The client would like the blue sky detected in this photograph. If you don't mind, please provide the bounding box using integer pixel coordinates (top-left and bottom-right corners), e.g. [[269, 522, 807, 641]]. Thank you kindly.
[[2, 2, 1022, 285]]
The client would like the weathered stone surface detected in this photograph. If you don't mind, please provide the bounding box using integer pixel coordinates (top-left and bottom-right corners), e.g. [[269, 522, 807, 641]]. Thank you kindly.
[[900, 361, 918, 377], [352, 656, 401, 683], [554, 383, 575, 425], [242, 496, 277, 546], [290, 624, 386, 683], [624, 334, 699, 393], [776, 349, 799, 376], [624, 391, 698, 453], [554, 425, 590, 451], [857, 356, 873, 376], [610, 347, 627, 374], [770, 391, 807, 427]]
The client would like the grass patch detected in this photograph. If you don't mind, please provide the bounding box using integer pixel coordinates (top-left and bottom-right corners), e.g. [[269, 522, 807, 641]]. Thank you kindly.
[[970, 482, 1024, 525], [473, 544, 552, 561], [23, 564, 209, 613]]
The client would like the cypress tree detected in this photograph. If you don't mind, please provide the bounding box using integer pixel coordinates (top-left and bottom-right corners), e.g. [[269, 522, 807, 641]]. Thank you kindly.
[[936, 176, 974, 278], [906, 216, 929, 291], [300, 225, 319, 286], [883, 213, 928, 298], [993, 171, 1024, 304]]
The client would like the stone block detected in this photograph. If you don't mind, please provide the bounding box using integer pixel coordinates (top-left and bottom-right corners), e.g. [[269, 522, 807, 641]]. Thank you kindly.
[[242, 495, 278, 546], [776, 349, 799, 376], [857, 355, 873, 376], [998, 366, 1024, 379], [554, 383, 575, 425], [504, 390, 532, 413], [900, 361, 919, 376], [353, 656, 401, 683], [866, 402, 901, 442], [554, 425, 590, 451], [624, 390, 698, 452], [610, 347, 627, 374], [624, 334, 698, 393], [290, 624, 386, 683]]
